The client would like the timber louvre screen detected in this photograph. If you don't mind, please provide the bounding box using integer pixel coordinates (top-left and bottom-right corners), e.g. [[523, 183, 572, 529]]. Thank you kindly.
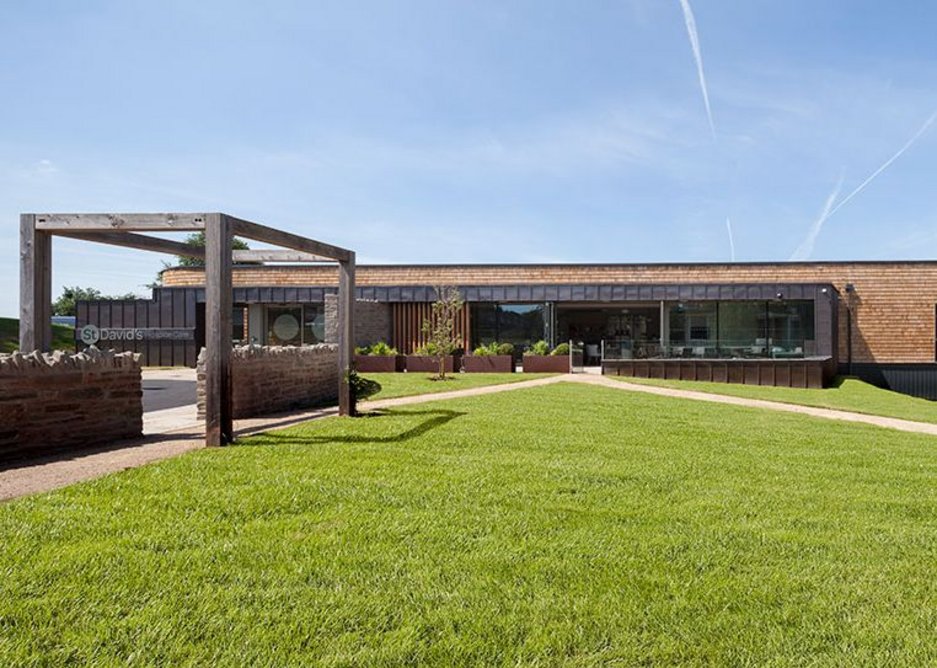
[[19, 212, 356, 446]]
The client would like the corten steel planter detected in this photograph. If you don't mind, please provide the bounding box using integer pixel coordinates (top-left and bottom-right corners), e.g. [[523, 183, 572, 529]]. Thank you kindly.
[[405, 355, 460, 373], [522, 355, 570, 373], [355, 355, 405, 373], [462, 355, 514, 373]]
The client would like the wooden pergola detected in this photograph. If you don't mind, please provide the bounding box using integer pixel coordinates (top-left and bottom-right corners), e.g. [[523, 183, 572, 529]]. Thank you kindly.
[[19, 212, 356, 446]]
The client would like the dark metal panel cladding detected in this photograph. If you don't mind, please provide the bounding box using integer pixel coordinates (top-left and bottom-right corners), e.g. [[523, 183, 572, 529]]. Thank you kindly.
[[518, 284, 533, 301], [160, 289, 174, 366], [184, 289, 198, 367], [172, 290, 187, 366]]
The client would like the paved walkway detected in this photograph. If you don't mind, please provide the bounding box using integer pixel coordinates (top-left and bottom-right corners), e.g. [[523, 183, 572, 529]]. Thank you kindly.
[[2, 374, 934, 502], [578, 374, 937, 437]]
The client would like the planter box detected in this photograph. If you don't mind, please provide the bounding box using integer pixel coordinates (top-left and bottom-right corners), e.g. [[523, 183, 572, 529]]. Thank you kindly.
[[405, 355, 460, 373], [462, 355, 514, 373], [522, 355, 570, 373], [355, 355, 405, 373]]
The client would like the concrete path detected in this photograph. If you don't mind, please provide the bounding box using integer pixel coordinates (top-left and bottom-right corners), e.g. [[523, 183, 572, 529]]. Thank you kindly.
[[3, 373, 935, 503]]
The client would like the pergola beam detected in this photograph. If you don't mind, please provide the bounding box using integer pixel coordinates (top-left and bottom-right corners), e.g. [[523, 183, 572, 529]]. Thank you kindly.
[[54, 230, 206, 259], [233, 249, 333, 263], [34, 212, 208, 232], [227, 216, 353, 263]]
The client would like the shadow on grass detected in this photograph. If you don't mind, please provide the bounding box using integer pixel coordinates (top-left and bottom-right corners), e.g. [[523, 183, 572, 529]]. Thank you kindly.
[[241, 408, 467, 447]]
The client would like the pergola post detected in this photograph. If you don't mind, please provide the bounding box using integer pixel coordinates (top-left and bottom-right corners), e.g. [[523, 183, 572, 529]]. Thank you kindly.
[[338, 253, 356, 416], [19, 214, 52, 353], [204, 213, 233, 445]]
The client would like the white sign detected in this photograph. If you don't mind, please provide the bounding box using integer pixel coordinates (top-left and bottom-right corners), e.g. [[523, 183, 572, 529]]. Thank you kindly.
[[77, 326, 195, 344]]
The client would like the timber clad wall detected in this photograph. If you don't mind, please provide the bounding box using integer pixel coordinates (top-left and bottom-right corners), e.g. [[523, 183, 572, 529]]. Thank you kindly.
[[0, 349, 142, 459], [162, 262, 937, 364], [392, 303, 470, 354]]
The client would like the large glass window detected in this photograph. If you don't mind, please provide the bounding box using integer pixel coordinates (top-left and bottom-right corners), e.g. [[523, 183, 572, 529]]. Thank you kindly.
[[665, 300, 814, 358], [718, 302, 766, 357], [768, 301, 814, 356], [498, 304, 546, 350], [232, 307, 247, 344], [266, 306, 303, 346], [303, 305, 326, 344], [469, 303, 546, 353], [264, 304, 326, 346], [667, 302, 717, 357]]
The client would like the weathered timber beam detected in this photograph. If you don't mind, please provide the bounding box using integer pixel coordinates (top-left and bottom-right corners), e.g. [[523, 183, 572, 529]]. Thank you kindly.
[[232, 249, 334, 263], [226, 215, 353, 263], [33, 212, 209, 232], [54, 230, 206, 258]]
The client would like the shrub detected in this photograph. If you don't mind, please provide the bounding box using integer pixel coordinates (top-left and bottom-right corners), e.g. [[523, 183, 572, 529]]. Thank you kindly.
[[550, 342, 570, 356], [367, 341, 398, 356], [526, 340, 550, 356], [413, 342, 439, 356], [472, 341, 515, 356], [347, 369, 381, 402]]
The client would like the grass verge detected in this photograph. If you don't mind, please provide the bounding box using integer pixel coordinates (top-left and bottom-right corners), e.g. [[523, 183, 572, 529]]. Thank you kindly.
[[607, 374, 937, 424], [0, 317, 75, 354], [359, 371, 556, 400]]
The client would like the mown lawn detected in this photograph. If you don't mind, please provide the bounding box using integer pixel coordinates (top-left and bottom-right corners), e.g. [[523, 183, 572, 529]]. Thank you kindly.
[[359, 371, 556, 400], [1, 383, 936, 665], [0, 317, 75, 354], [608, 374, 937, 424]]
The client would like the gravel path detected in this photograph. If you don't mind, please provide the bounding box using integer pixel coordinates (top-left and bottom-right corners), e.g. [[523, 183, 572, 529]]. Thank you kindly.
[[2, 373, 933, 502]]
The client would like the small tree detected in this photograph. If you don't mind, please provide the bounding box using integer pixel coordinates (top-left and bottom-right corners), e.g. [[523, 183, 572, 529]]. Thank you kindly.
[[52, 286, 139, 316], [421, 285, 464, 380]]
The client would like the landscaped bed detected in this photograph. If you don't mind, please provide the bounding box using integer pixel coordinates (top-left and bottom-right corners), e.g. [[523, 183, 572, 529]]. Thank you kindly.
[[609, 374, 937, 424], [1, 383, 935, 664]]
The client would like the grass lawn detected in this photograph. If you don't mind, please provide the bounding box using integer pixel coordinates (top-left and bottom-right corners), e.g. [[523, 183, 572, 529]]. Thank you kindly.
[[2, 383, 936, 665], [608, 374, 937, 424], [0, 317, 75, 354], [359, 371, 556, 400]]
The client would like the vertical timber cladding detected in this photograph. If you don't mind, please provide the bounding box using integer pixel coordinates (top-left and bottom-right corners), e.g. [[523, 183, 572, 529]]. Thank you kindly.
[[392, 302, 470, 354], [74, 288, 199, 367]]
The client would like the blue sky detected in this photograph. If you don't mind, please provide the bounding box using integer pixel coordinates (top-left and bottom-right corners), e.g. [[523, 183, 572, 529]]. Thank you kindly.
[[2, 0, 936, 316]]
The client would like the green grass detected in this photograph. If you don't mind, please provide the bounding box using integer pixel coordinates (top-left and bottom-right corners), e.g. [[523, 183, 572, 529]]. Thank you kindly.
[[0, 316, 75, 354], [608, 374, 937, 424], [2, 385, 936, 665], [360, 371, 556, 400]]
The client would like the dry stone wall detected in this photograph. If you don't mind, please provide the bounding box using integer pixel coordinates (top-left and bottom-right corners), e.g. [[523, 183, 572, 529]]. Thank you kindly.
[[197, 344, 339, 420], [0, 348, 142, 459]]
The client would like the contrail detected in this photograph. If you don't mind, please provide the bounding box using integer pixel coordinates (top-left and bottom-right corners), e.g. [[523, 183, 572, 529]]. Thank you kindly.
[[790, 108, 937, 260], [826, 109, 937, 220], [678, 0, 716, 140], [790, 176, 844, 261], [725, 217, 735, 261]]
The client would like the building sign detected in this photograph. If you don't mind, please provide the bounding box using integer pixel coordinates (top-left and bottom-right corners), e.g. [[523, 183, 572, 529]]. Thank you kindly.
[[78, 325, 195, 345]]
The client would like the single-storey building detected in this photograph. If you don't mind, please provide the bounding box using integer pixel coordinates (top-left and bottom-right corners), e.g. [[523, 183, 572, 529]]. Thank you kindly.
[[75, 260, 937, 398]]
